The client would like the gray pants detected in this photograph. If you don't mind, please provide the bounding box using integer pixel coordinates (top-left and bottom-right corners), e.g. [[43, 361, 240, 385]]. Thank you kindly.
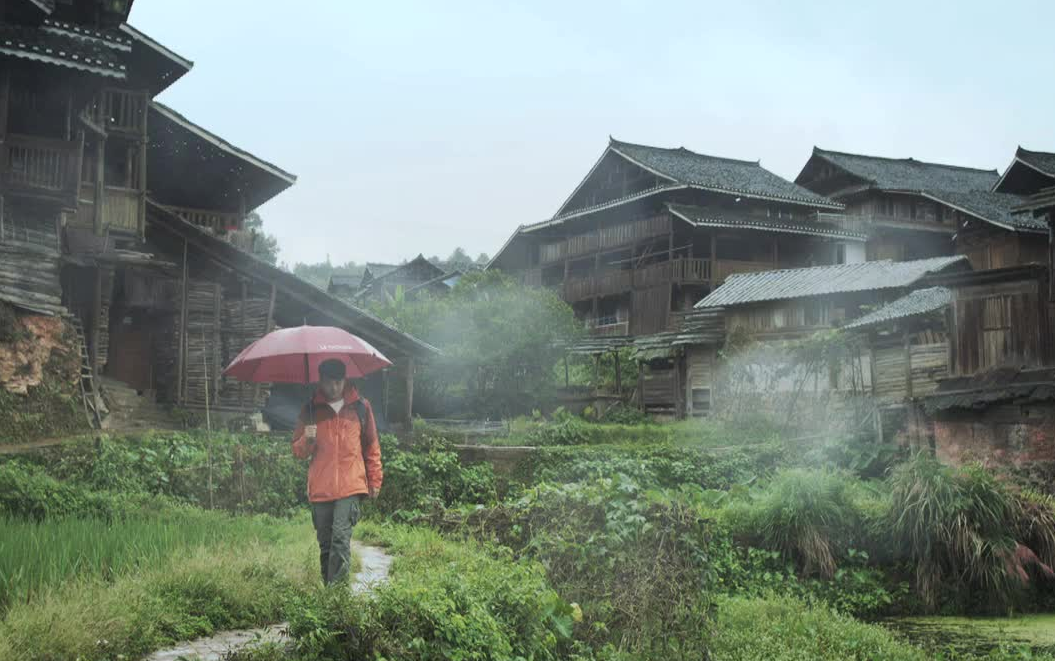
[[311, 495, 362, 584]]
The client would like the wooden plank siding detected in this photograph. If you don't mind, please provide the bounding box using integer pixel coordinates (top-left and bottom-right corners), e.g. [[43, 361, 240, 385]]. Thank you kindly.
[[539, 214, 671, 264], [949, 280, 1051, 376], [631, 286, 670, 335]]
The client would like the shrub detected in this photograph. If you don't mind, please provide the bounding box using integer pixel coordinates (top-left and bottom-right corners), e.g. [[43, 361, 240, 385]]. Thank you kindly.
[[722, 468, 877, 579], [708, 595, 928, 660], [887, 455, 1055, 612], [237, 521, 577, 661], [434, 476, 714, 657]]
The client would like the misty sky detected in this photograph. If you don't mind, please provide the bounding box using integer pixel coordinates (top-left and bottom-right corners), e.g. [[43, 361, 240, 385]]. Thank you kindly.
[[131, 0, 1054, 267]]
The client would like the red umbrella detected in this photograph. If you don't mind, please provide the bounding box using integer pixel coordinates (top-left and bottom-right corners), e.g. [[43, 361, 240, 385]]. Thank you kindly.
[[223, 325, 392, 384]]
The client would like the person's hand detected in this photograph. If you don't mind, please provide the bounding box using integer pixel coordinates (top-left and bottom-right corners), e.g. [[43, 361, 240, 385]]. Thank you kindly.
[[304, 424, 317, 440], [368, 486, 380, 499]]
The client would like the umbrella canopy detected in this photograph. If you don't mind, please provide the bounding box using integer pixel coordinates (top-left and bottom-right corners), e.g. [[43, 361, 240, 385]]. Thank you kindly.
[[223, 326, 392, 384]]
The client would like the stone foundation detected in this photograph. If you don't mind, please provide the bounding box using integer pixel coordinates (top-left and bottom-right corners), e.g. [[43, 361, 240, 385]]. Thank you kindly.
[[933, 403, 1055, 466]]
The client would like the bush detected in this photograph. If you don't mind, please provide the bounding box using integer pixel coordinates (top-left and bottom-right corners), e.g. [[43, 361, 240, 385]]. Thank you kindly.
[[887, 455, 1055, 612], [708, 595, 928, 660], [237, 521, 577, 661], [721, 468, 879, 579]]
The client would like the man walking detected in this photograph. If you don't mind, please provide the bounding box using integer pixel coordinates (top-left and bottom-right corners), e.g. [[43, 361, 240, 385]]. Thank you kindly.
[[292, 359, 383, 585]]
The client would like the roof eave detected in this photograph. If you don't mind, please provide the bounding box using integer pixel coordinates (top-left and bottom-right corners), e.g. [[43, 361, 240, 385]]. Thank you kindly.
[[151, 102, 297, 195]]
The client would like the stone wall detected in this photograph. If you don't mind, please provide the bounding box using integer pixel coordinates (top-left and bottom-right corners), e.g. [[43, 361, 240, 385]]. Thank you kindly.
[[0, 311, 78, 394], [933, 403, 1055, 466]]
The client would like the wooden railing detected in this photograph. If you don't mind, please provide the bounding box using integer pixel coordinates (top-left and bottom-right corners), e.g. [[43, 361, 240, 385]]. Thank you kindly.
[[521, 268, 542, 287], [70, 184, 142, 235], [104, 187, 140, 233], [162, 205, 244, 232], [712, 259, 776, 284], [85, 88, 148, 135], [636, 258, 711, 288], [589, 320, 630, 337], [563, 258, 710, 301], [0, 133, 81, 200], [539, 214, 672, 264]]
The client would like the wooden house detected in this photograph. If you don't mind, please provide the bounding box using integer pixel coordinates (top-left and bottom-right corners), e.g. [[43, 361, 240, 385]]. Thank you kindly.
[[692, 257, 969, 429], [490, 138, 865, 338], [845, 265, 1054, 465], [488, 138, 868, 416], [993, 147, 1055, 291], [795, 148, 1049, 269], [0, 0, 437, 430], [329, 255, 449, 306]]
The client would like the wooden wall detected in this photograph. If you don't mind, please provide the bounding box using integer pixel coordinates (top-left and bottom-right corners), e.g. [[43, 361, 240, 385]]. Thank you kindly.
[[948, 278, 1051, 376]]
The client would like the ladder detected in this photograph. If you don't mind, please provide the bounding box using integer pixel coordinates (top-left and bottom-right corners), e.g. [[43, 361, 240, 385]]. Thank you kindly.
[[69, 317, 102, 429]]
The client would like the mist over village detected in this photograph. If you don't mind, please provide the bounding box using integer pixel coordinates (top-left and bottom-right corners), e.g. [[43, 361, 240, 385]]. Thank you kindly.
[[0, 1, 1053, 659]]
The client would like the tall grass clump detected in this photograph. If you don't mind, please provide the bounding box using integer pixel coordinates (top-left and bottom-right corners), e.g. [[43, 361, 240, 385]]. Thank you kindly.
[[887, 454, 1055, 611], [724, 468, 877, 579]]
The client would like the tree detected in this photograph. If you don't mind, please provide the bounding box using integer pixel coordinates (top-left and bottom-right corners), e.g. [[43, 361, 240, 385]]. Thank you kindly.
[[241, 212, 280, 265], [371, 270, 580, 418], [475, 252, 490, 265]]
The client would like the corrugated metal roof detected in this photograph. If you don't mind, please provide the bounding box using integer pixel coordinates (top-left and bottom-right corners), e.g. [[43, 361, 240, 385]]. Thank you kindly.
[[668, 204, 867, 241], [696, 256, 968, 308], [611, 139, 839, 208], [843, 287, 951, 330]]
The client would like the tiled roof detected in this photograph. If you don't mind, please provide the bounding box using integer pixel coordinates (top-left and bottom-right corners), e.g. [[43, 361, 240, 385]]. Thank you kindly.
[[810, 148, 998, 194], [0, 22, 127, 77], [1015, 147, 1055, 178], [610, 139, 840, 209], [924, 189, 1047, 232], [843, 287, 952, 330], [667, 204, 867, 241], [328, 274, 359, 288], [696, 256, 968, 308]]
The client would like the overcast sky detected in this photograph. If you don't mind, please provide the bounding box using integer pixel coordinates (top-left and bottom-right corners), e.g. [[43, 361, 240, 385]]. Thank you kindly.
[[131, 0, 1055, 267]]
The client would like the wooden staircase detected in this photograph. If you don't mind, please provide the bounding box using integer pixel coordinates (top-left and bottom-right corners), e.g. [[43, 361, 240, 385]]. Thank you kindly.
[[69, 317, 102, 429]]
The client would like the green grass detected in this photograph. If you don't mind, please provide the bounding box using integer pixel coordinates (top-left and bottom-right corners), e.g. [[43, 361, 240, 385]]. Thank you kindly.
[[0, 507, 294, 613], [0, 513, 323, 661], [709, 595, 929, 661], [234, 521, 578, 661]]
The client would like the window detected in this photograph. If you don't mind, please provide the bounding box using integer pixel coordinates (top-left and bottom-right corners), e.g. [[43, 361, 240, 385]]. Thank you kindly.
[[835, 243, 847, 265]]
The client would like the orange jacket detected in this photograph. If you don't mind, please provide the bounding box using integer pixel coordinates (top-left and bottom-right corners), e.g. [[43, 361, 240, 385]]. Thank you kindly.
[[291, 384, 383, 503]]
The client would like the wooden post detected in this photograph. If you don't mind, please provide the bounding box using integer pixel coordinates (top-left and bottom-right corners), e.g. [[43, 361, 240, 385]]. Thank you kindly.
[[903, 330, 913, 400], [176, 240, 188, 404], [137, 136, 147, 238], [614, 351, 622, 395], [90, 267, 102, 375], [637, 363, 645, 411], [212, 283, 222, 401], [239, 280, 247, 409], [404, 357, 415, 429], [252, 282, 277, 409], [593, 353, 601, 391], [710, 232, 717, 283], [0, 71, 9, 144], [93, 137, 105, 236]]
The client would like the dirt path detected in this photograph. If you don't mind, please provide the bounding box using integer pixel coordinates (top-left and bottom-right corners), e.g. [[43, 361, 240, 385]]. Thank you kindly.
[[144, 540, 393, 661]]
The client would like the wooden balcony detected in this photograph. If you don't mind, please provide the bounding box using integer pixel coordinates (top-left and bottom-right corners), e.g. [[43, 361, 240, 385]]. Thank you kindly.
[[162, 205, 244, 232], [84, 88, 149, 136], [589, 320, 629, 337], [563, 258, 711, 301], [712, 259, 776, 284], [636, 258, 711, 288], [71, 184, 143, 235], [0, 133, 82, 204], [540, 214, 672, 264], [521, 268, 542, 287]]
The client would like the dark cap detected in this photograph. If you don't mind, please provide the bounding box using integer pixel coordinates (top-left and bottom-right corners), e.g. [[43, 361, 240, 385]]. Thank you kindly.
[[318, 359, 347, 381]]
